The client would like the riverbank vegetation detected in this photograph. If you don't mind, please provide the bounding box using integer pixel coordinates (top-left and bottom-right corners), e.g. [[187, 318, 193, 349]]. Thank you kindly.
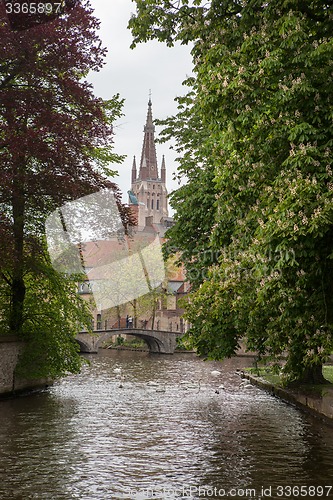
[[248, 364, 333, 397], [129, 0, 333, 385], [0, 2, 132, 378]]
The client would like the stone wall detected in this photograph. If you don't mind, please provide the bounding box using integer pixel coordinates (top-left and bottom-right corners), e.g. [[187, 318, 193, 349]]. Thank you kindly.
[[0, 336, 51, 398], [243, 372, 333, 424]]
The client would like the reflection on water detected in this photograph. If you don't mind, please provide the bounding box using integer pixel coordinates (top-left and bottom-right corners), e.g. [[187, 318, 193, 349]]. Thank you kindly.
[[0, 350, 333, 500]]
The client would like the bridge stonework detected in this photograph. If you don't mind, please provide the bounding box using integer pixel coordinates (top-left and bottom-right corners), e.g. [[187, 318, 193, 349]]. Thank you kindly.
[[76, 328, 182, 354]]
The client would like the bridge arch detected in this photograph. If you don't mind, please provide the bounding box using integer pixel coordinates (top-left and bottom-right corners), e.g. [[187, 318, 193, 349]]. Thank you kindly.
[[76, 328, 181, 354], [75, 337, 94, 353], [97, 330, 164, 353]]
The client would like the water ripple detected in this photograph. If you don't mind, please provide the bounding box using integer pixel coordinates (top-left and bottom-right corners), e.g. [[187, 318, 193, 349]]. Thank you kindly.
[[0, 351, 333, 499]]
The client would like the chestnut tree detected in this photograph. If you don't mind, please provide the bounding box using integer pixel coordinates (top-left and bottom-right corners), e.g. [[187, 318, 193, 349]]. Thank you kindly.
[[129, 0, 333, 385]]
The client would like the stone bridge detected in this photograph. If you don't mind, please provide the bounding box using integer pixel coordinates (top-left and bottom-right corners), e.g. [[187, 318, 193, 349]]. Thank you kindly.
[[76, 328, 183, 354]]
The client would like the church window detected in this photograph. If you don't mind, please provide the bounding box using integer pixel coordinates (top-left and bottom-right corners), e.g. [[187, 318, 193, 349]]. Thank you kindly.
[[151, 199, 154, 209], [156, 199, 159, 210]]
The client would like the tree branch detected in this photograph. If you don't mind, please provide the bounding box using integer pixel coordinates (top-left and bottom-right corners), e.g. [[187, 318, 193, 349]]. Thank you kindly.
[[0, 270, 12, 286]]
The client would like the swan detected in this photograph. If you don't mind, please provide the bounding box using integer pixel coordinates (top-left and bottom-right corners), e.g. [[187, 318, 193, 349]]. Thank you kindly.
[[239, 381, 253, 389], [186, 379, 202, 391], [147, 381, 159, 387], [178, 381, 194, 390], [210, 370, 221, 377]]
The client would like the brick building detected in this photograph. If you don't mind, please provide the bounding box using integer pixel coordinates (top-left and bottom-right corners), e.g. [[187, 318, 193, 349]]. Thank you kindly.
[[79, 99, 189, 337]]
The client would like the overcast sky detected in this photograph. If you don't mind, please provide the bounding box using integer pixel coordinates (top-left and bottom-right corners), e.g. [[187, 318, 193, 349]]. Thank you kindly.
[[87, 0, 193, 207]]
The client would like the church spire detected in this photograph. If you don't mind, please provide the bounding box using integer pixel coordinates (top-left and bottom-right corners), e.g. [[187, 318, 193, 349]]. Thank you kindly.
[[131, 155, 137, 183], [130, 97, 169, 227], [161, 155, 166, 183], [139, 98, 158, 180]]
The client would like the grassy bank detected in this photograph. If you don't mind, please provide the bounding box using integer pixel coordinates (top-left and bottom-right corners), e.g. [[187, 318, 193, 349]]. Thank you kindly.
[[250, 364, 333, 395]]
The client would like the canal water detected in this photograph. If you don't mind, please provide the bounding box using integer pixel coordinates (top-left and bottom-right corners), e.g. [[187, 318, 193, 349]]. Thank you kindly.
[[0, 350, 333, 500]]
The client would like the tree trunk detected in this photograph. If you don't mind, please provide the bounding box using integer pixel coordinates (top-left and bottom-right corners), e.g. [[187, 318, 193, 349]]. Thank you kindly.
[[151, 298, 157, 330], [9, 276, 26, 335], [133, 298, 137, 328], [9, 163, 26, 336], [116, 305, 121, 328], [300, 365, 327, 385]]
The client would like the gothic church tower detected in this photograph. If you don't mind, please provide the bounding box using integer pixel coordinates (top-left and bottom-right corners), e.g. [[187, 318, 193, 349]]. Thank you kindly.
[[129, 99, 168, 228]]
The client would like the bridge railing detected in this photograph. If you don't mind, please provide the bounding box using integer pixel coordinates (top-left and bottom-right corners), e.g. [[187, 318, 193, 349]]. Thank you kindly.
[[78, 327, 183, 336]]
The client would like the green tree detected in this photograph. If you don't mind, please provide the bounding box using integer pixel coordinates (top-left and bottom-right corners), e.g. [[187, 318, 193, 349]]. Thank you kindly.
[[13, 253, 93, 379], [158, 90, 218, 290], [129, 0, 333, 385], [0, 1, 131, 378]]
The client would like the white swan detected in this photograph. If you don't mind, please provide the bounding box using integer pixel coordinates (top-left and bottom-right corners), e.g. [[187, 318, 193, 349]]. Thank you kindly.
[[118, 375, 124, 388], [147, 381, 159, 387], [239, 381, 253, 389], [186, 382, 198, 389], [211, 370, 221, 377], [186, 379, 202, 390]]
